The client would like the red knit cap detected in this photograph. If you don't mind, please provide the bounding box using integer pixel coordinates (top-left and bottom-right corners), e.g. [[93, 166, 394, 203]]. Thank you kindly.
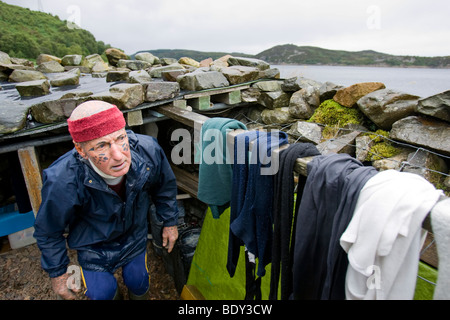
[[67, 106, 126, 143]]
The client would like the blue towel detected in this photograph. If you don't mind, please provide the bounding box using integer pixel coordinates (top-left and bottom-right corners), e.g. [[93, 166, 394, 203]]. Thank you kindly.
[[197, 118, 247, 219], [228, 130, 289, 278]]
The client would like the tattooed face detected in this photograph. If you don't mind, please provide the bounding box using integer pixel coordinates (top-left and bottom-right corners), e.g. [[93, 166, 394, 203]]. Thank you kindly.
[[75, 128, 132, 177]]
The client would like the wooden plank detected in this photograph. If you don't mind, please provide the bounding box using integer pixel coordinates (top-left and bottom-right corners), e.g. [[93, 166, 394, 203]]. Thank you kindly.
[[171, 165, 199, 198], [211, 90, 242, 105], [155, 104, 209, 128], [17, 147, 43, 217]]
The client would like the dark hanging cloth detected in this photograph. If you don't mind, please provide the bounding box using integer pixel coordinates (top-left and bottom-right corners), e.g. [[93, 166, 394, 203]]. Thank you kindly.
[[269, 143, 321, 300], [291, 153, 378, 300]]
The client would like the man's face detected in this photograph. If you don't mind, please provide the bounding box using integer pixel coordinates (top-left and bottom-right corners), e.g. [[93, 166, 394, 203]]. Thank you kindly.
[[75, 128, 132, 177]]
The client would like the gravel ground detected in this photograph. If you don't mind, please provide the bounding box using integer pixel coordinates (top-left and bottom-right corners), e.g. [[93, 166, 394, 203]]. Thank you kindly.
[[0, 238, 179, 300]]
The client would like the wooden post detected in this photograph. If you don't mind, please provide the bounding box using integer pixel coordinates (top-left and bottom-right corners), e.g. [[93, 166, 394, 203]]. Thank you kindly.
[[17, 147, 43, 217]]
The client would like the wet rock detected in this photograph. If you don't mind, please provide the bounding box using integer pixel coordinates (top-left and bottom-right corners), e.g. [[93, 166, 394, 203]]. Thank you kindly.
[[81, 54, 105, 71], [372, 149, 411, 171], [105, 48, 128, 66], [144, 82, 180, 102], [117, 59, 152, 71], [135, 52, 159, 65], [228, 56, 270, 70], [402, 149, 448, 183], [416, 90, 450, 123], [333, 82, 386, 107], [288, 86, 320, 119], [221, 66, 260, 85], [390, 116, 450, 154], [161, 69, 189, 82], [90, 83, 144, 110], [317, 130, 362, 155], [149, 63, 185, 78], [287, 121, 323, 144], [177, 69, 229, 91], [319, 81, 345, 102], [0, 101, 30, 134], [91, 61, 110, 73], [30, 97, 88, 123], [61, 55, 84, 66], [0, 51, 11, 65], [178, 57, 200, 68], [36, 60, 65, 73], [8, 70, 47, 83], [357, 88, 420, 130], [257, 91, 291, 110], [261, 107, 296, 125], [106, 70, 130, 82], [259, 68, 281, 80], [9, 57, 34, 68], [36, 54, 61, 65], [252, 80, 283, 92], [241, 87, 261, 103], [281, 77, 322, 92], [15, 79, 50, 97], [355, 135, 376, 162], [48, 69, 80, 87], [159, 58, 178, 66], [128, 70, 152, 84]]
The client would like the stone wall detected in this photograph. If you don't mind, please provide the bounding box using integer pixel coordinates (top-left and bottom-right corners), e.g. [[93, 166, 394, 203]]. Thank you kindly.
[[0, 48, 449, 193]]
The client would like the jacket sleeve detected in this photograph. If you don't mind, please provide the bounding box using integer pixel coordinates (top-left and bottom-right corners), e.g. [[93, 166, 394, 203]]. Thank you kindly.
[[33, 166, 79, 278], [136, 134, 179, 227]]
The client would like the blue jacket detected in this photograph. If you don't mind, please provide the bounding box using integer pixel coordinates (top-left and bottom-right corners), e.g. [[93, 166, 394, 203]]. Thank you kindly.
[[34, 131, 179, 278]]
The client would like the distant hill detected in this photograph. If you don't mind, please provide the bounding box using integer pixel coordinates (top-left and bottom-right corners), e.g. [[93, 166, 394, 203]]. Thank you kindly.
[[132, 49, 253, 61], [255, 44, 450, 68], [136, 44, 450, 68], [0, 1, 111, 60]]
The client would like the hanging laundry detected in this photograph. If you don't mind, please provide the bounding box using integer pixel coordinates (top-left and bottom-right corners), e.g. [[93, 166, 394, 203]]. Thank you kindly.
[[291, 153, 378, 300], [340, 170, 444, 300], [197, 117, 247, 219], [430, 197, 450, 300], [269, 143, 321, 300], [227, 130, 289, 279]]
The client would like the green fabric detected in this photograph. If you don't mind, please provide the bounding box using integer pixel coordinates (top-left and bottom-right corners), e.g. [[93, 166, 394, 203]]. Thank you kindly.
[[414, 261, 438, 300], [187, 207, 276, 300]]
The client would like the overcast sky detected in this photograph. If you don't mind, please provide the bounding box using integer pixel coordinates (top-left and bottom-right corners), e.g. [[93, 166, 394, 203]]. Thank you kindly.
[[3, 0, 450, 57]]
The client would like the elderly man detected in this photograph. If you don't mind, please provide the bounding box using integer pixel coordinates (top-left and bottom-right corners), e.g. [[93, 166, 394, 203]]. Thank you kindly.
[[34, 101, 179, 300]]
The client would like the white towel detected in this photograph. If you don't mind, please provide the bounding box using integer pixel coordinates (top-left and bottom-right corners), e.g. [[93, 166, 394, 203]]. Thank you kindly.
[[431, 198, 450, 300], [340, 170, 443, 300]]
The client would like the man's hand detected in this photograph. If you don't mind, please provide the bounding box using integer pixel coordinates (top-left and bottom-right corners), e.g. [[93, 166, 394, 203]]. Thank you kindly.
[[51, 273, 80, 300], [162, 225, 179, 253]]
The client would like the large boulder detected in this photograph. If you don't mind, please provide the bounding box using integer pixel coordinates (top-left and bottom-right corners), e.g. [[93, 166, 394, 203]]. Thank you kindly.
[[0, 101, 30, 134], [106, 70, 130, 82], [117, 59, 152, 71], [15, 79, 50, 97], [357, 88, 420, 130], [287, 121, 323, 144], [48, 69, 80, 87], [257, 91, 291, 109], [128, 70, 152, 84], [81, 54, 106, 71], [178, 57, 200, 68], [36, 54, 61, 65], [390, 116, 450, 154], [261, 107, 296, 125], [105, 48, 128, 66], [416, 90, 450, 123], [145, 82, 180, 102], [61, 55, 84, 66], [135, 52, 159, 65], [0, 51, 11, 65], [90, 83, 144, 110], [8, 69, 47, 82], [149, 63, 185, 78], [228, 56, 270, 70], [30, 97, 88, 124], [221, 66, 260, 85], [177, 69, 229, 91], [36, 60, 65, 73], [288, 86, 320, 119], [333, 82, 386, 107]]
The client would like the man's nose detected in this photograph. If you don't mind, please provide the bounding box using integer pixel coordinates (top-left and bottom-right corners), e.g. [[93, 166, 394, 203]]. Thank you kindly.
[[109, 143, 123, 160]]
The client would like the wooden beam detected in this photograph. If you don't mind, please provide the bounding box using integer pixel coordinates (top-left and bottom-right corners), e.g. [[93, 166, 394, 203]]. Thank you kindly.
[[17, 147, 43, 217], [155, 104, 209, 128]]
